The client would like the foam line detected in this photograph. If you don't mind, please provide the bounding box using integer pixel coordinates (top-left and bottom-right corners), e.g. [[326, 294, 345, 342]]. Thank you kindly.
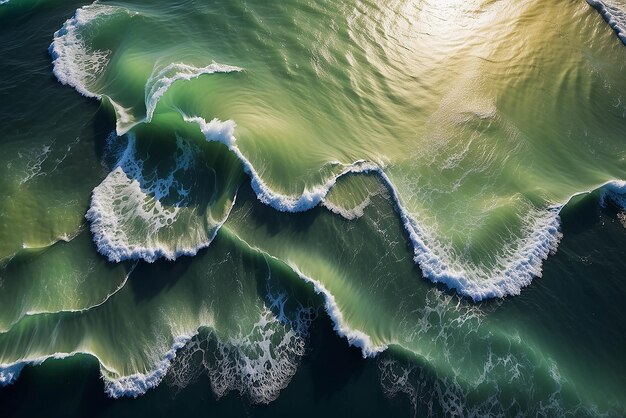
[[103, 334, 195, 398], [87, 133, 238, 263], [0, 263, 135, 334], [0, 300, 312, 398], [223, 228, 388, 358], [49, 3, 121, 99], [183, 115, 382, 212], [0, 333, 195, 398], [49, 3, 242, 136], [184, 115, 625, 302], [287, 264, 389, 357], [142, 63, 243, 130], [115, 62, 244, 136]]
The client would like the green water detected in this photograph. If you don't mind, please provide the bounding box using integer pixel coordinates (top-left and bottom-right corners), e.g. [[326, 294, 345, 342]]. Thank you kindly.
[[0, 0, 625, 415]]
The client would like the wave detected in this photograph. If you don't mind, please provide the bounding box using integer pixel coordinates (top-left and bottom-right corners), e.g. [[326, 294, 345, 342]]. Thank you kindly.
[[287, 263, 389, 357], [0, 346, 181, 397], [49, 3, 242, 136], [87, 133, 237, 263], [0, 334, 195, 397], [134, 62, 243, 134], [223, 228, 388, 357], [104, 333, 195, 397], [49, 3, 122, 99], [588, 0, 626, 45], [113, 62, 244, 135], [183, 115, 383, 212], [0, 301, 312, 400], [0, 350, 89, 387], [183, 114, 626, 301], [601, 179, 626, 208], [112, 305, 311, 400]]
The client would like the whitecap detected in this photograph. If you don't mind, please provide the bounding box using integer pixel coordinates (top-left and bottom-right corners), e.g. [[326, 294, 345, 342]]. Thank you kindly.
[[87, 134, 236, 263], [49, 3, 121, 99]]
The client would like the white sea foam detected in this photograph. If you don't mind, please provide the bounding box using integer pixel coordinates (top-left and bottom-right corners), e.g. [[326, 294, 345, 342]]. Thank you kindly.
[[104, 334, 195, 398], [287, 264, 389, 357], [49, 3, 122, 99], [87, 134, 235, 263], [206, 307, 311, 403], [50, 5, 626, 300], [112, 62, 243, 135], [1, 304, 312, 400], [588, 0, 626, 45], [224, 229, 387, 358], [600, 179, 626, 209], [0, 334, 195, 397], [0, 363, 23, 386], [50, 3, 242, 133], [17, 143, 53, 185], [164, 270, 315, 404], [183, 115, 383, 212]]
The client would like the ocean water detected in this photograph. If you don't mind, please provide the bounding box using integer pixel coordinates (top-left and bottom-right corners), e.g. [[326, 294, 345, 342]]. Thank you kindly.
[[0, 0, 624, 416]]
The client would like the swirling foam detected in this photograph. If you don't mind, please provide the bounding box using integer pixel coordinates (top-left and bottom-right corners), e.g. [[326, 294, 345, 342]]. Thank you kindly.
[[49, 3, 120, 99], [87, 133, 236, 262], [0, 304, 310, 400]]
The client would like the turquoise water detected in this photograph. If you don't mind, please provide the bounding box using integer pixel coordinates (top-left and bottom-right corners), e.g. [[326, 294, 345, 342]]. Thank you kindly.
[[0, 0, 625, 416]]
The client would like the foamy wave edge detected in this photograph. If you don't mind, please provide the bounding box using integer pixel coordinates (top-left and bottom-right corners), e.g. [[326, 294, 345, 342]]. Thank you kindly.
[[48, 3, 119, 99], [588, 0, 626, 45], [48, 3, 243, 135], [0, 333, 196, 397], [184, 115, 626, 302]]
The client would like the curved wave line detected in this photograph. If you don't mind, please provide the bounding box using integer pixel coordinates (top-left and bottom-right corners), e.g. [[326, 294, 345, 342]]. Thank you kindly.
[[222, 227, 388, 357], [184, 114, 626, 302], [0, 332, 196, 398]]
